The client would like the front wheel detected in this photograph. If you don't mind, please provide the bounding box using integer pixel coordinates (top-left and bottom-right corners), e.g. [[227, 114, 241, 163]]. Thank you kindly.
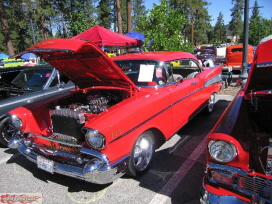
[[0, 117, 17, 147], [127, 131, 155, 177], [203, 93, 215, 115]]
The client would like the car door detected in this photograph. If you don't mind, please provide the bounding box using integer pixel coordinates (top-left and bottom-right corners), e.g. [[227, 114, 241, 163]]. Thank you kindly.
[[166, 59, 202, 133]]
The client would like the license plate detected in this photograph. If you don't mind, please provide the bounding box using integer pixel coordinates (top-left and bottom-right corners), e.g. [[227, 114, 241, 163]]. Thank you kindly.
[[37, 156, 54, 174]]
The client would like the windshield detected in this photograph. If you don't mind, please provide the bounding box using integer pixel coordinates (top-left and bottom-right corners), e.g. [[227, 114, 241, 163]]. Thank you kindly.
[[114, 60, 167, 86], [11, 67, 54, 91]]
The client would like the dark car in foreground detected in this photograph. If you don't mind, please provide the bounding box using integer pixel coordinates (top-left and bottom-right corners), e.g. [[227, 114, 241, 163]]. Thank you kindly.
[[0, 66, 24, 82], [200, 37, 272, 203], [0, 64, 74, 146]]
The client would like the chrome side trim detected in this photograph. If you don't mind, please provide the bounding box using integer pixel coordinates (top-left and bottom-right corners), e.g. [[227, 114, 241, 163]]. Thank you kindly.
[[204, 74, 222, 87]]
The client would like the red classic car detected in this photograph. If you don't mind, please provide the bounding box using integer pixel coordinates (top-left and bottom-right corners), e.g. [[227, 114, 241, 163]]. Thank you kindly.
[[200, 37, 272, 203], [7, 39, 222, 184], [223, 44, 254, 71]]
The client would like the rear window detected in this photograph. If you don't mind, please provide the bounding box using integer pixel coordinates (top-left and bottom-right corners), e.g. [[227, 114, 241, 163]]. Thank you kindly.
[[114, 60, 166, 86], [231, 48, 243, 53]]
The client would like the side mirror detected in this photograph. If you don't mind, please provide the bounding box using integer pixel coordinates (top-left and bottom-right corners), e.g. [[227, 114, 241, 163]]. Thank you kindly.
[[176, 75, 184, 83]]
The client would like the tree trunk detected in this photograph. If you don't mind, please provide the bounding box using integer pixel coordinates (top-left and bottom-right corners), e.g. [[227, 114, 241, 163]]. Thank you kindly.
[[190, 13, 194, 45], [41, 14, 48, 40], [116, 0, 123, 34], [0, 1, 15, 55], [127, 0, 132, 32], [191, 22, 194, 45]]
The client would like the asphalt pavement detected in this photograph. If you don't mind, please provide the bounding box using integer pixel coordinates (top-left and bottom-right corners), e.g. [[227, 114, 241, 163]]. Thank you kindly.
[[0, 94, 234, 204]]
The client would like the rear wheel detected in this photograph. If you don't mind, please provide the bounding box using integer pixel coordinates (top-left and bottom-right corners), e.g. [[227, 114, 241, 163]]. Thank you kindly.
[[0, 117, 16, 146], [127, 131, 155, 177]]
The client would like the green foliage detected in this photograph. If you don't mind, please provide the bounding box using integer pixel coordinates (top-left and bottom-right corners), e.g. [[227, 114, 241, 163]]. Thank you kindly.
[[97, 0, 113, 29], [137, 0, 193, 52], [1, 0, 272, 54], [248, 0, 270, 46], [65, 0, 97, 37], [67, 12, 96, 36], [229, 0, 244, 40], [169, 0, 212, 45], [213, 12, 226, 44], [132, 0, 147, 29]]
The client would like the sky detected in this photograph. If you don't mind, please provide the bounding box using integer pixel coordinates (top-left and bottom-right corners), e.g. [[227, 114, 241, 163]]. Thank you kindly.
[[144, 0, 272, 26]]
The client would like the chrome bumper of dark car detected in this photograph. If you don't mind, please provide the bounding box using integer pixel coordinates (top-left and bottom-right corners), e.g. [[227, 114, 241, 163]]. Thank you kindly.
[[200, 182, 248, 204], [201, 162, 272, 204], [8, 135, 129, 184]]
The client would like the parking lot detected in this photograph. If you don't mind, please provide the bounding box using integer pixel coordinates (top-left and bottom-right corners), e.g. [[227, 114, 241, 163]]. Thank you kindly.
[[0, 94, 233, 204]]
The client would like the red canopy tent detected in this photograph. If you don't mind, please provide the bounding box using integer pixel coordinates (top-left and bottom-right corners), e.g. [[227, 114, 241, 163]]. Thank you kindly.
[[71, 25, 141, 47]]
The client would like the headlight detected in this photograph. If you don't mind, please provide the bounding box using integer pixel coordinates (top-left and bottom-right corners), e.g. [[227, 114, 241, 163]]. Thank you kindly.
[[85, 129, 105, 149], [10, 115, 23, 130], [208, 140, 237, 163]]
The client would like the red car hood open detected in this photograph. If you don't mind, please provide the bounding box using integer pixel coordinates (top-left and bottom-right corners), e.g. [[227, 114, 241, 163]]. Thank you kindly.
[[245, 38, 272, 92], [26, 39, 138, 91]]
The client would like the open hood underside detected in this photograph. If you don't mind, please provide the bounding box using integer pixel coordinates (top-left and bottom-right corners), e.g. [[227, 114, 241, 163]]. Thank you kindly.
[[27, 39, 138, 91]]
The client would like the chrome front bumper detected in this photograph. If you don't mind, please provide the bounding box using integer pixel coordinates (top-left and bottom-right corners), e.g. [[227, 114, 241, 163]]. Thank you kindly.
[[8, 136, 130, 184], [200, 162, 272, 204], [200, 181, 249, 204]]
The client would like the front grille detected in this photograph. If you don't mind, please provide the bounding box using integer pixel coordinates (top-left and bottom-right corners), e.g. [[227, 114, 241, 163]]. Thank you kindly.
[[209, 164, 272, 202], [33, 135, 82, 154], [50, 109, 85, 140], [238, 174, 272, 200], [41, 142, 81, 154]]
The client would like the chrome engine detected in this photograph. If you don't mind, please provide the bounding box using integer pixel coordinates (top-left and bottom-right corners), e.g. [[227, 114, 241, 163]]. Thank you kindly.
[[48, 91, 124, 142], [65, 95, 112, 114]]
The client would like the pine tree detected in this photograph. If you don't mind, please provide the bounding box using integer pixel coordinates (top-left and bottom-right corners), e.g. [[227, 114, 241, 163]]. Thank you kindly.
[[229, 0, 244, 43], [97, 0, 112, 29], [214, 12, 226, 44], [169, 0, 212, 45], [132, 0, 147, 29], [66, 0, 97, 37], [0, 0, 15, 55], [248, 0, 261, 45]]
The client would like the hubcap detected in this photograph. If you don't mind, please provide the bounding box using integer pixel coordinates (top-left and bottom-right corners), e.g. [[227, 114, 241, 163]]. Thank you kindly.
[[133, 134, 153, 171], [2, 120, 16, 142]]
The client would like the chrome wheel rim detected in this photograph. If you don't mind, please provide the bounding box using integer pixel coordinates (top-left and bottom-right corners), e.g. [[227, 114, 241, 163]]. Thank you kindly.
[[207, 94, 215, 112], [3, 119, 16, 142], [133, 134, 154, 171]]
